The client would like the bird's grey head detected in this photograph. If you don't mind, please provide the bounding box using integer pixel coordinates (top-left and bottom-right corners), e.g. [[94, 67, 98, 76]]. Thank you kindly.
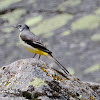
[[14, 24, 29, 32]]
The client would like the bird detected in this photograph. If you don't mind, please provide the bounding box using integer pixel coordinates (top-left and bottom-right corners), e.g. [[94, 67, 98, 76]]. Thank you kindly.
[[13, 24, 69, 75]]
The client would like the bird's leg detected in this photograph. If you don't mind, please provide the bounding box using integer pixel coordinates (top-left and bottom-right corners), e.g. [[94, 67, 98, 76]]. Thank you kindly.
[[38, 55, 41, 60], [33, 54, 37, 58]]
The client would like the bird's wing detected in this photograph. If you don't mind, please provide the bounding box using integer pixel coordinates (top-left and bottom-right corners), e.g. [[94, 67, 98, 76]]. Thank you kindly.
[[20, 34, 52, 55]]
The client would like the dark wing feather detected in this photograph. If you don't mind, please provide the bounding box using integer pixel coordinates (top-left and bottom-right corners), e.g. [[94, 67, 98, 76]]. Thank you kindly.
[[20, 35, 52, 55]]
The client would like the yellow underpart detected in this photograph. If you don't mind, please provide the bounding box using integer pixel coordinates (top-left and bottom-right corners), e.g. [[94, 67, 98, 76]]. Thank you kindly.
[[25, 47, 48, 56], [19, 33, 48, 56]]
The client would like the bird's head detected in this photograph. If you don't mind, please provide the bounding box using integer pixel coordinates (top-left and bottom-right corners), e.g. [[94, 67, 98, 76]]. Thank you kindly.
[[13, 24, 29, 32]]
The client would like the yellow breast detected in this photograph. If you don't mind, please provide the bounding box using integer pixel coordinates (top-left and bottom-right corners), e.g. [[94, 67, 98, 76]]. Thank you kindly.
[[19, 33, 48, 56]]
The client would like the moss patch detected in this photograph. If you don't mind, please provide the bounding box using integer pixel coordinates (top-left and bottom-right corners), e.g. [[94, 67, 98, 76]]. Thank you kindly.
[[42, 32, 54, 38], [25, 15, 43, 26], [91, 33, 100, 41], [2, 27, 14, 33], [0, 39, 5, 45], [55, 0, 81, 12], [95, 8, 100, 15], [67, 67, 75, 74], [31, 14, 73, 35], [61, 30, 71, 36], [1, 9, 26, 25], [0, 0, 21, 10], [65, 0, 81, 6], [65, 52, 72, 56], [71, 15, 100, 30], [29, 78, 47, 88], [84, 64, 100, 73]]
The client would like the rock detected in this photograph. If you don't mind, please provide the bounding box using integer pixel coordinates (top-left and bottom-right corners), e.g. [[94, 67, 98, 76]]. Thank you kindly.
[[0, 0, 100, 83], [0, 58, 99, 100]]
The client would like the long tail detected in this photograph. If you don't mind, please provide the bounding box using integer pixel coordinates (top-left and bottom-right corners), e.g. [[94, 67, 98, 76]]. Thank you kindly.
[[47, 55, 70, 75]]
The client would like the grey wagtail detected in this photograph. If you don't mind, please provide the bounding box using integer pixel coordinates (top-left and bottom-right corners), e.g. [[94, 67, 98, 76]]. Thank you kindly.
[[13, 24, 69, 75]]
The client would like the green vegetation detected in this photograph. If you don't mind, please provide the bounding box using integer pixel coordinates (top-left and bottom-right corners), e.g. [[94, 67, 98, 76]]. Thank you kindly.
[[67, 67, 75, 74], [29, 78, 47, 88], [91, 33, 100, 41], [84, 64, 100, 73], [0, 39, 5, 45], [61, 30, 71, 36], [42, 32, 54, 38], [25, 15, 43, 26], [32, 14, 73, 35], [0, 0, 21, 10], [1, 9, 26, 25], [2, 27, 14, 33], [55, 0, 81, 12], [71, 15, 100, 30], [65, 52, 72, 56], [95, 8, 100, 15]]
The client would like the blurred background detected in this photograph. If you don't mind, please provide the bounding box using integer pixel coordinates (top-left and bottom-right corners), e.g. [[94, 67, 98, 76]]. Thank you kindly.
[[0, 0, 100, 82]]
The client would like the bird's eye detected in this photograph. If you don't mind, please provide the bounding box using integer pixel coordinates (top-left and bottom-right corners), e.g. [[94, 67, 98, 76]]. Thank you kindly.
[[18, 25, 22, 28]]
